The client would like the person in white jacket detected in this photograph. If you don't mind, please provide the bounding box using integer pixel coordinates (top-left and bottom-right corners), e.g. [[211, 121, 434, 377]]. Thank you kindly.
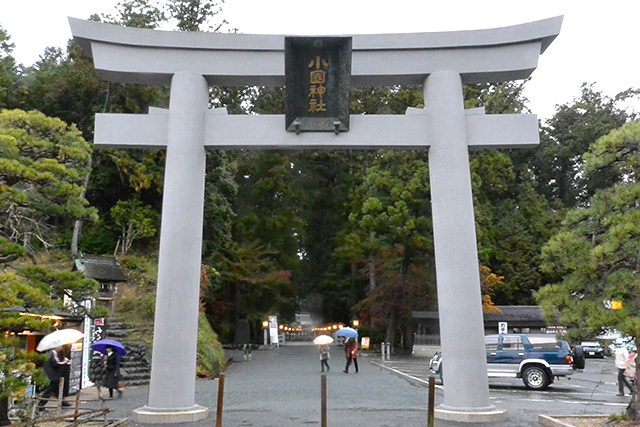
[[615, 345, 634, 396]]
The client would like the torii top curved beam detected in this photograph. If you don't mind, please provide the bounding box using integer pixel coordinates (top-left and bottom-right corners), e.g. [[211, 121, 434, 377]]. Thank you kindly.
[[69, 16, 562, 87]]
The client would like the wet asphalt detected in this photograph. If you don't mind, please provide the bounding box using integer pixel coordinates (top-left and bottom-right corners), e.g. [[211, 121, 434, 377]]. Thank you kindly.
[[67, 344, 629, 426]]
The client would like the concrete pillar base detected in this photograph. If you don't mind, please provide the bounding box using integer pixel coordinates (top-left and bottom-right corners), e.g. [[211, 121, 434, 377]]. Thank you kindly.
[[435, 405, 507, 423], [132, 405, 209, 424]]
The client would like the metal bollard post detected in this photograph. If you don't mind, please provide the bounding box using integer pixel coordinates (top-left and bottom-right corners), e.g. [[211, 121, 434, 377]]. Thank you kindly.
[[428, 376, 435, 427], [321, 374, 327, 427], [381, 342, 386, 362], [386, 342, 391, 361], [216, 373, 225, 427]]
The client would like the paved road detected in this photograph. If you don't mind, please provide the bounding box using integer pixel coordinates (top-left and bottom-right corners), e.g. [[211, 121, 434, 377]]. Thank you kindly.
[[374, 354, 629, 423], [74, 345, 630, 426]]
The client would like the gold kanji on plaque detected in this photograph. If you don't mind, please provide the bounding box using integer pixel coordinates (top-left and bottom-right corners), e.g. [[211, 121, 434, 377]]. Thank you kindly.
[[308, 56, 329, 113], [284, 36, 351, 132]]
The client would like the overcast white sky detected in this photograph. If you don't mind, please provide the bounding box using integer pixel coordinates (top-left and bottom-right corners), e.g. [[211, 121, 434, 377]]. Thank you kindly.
[[1, 0, 638, 122]]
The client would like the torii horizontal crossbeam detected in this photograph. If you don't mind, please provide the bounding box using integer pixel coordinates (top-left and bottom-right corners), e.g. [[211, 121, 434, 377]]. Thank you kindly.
[[69, 16, 562, 87], [94, 109, 539, 150]]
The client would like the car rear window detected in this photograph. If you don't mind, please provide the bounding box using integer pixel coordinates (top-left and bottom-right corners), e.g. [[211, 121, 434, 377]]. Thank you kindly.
[[528, 336, 562, 350], [485, 336, 498, 351]]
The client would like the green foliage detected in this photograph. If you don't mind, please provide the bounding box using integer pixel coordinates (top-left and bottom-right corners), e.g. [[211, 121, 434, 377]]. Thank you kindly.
[[196, 312, 225, 377], [0, 112, 104, 405], [464, 80, 563, 305], [110, 198, 158, 256], [0, 254, 101, 404], [0, 109, 97, 256], [0, 341, 47, 400], [113, 254, 159, 324], [232, 151, 307, 272], [205, 242, 296, 342], [464, 81, 530, 114], [608, 411, 628, 423], [20, 45, 107, 140], [472, 154, 561, 304], [584, 120, 640, 185], [345, 151, 432, 254], [94, 0, 166, 29], [334, 149, 435, 345], [77, 218, 119, 254], [532, 83, 635, 208], [167, 0, 228, 32], [537, 121, 640, 341], [0, 26, 22, 110], [202, 150, 237, 259]]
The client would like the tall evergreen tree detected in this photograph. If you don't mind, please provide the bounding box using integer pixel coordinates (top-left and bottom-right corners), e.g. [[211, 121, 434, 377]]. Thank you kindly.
[[531, 83, 635, 208], [0, 26, 22, 111], [536, 120, 640, 419]]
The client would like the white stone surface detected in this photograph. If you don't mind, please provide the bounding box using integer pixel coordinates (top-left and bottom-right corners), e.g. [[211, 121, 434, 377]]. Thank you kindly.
[[425, 70, 494, 412], [94, 110, 539, 150], [132, 405, 209, 424], [69, 16, 562, 86], [146, 72, 208, 414]]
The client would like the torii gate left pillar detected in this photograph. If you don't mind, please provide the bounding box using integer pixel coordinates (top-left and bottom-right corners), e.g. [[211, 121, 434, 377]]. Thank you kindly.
[[140, 71, 209, 421], [70, 15, 562, 424]]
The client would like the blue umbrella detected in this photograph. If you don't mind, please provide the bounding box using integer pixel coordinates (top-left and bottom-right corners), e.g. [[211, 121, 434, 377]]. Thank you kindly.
[[92, 339, 126, 356], [335, 327, 358, 339]]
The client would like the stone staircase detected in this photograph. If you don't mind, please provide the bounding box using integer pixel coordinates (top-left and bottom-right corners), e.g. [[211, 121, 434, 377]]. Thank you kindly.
[[92, 320, 153, 387]]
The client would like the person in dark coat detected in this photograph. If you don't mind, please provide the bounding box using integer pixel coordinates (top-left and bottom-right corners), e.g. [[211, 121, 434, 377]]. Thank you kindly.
[[234, 319, 252, 361], [38, 346, 71, 408], [104, 346, 122, 398], [342, 338, 359, 374]]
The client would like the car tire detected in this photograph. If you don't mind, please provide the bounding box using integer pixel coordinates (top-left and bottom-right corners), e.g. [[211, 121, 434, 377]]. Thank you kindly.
[[522, 366, 550, 390], [573, 345, 586, 369]]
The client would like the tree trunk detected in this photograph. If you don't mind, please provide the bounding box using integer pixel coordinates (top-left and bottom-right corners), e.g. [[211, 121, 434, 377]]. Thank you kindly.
[[385, 311, 397, 353], [368, 254, 376, 293], [0, 397, 10, 426], [71, 218, 83, 257], [627, 360, 640, 420], [71, 155, 92, 257]]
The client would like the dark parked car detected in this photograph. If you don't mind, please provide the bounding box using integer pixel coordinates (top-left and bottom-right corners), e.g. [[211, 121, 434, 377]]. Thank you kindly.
[[429, 334, 585, 390], [580, 341, 605, 358]]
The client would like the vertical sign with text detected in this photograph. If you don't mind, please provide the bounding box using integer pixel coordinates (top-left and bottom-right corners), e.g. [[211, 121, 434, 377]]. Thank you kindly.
[[498, 322, 508, 334], [269, 315, 279, 347]]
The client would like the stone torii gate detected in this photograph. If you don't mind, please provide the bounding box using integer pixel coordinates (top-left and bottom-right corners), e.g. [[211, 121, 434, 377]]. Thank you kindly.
[[70, 16, 562, 423]]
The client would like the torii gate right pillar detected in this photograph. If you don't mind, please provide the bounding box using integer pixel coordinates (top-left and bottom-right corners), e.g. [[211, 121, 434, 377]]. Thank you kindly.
[[425, 70, 498, 418]]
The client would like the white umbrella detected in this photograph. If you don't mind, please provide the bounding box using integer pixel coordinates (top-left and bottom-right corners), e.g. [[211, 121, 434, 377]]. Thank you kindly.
[[313, 335, 334, 345], [36, 329, 84, 352]]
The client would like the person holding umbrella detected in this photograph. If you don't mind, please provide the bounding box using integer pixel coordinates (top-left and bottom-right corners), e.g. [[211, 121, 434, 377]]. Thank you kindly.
[[313, 335, 334, 373], [91, 339, 126, 399], [318, 344, 331, 372], [36, 329, 84, 410], [343, 337, 359, 374], [37, 346, 71, 409], [104, 346, 123, 399]]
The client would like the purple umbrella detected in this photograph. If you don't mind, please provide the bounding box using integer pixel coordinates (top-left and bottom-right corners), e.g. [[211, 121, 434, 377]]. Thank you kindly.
[[335, 327, 358, 339], [92, 339, 126, 356]]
